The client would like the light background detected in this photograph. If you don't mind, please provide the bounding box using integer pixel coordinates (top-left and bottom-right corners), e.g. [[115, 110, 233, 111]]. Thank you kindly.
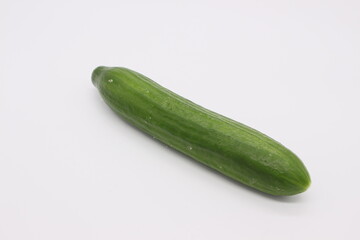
[[1, 0, 360, 239]]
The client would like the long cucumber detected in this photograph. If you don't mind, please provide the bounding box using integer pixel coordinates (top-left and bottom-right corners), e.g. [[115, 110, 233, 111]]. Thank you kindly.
[[92, 66, 311, 196]]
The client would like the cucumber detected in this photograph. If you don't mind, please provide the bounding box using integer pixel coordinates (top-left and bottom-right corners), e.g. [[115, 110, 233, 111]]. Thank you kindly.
[[92, 66, 310, 196]]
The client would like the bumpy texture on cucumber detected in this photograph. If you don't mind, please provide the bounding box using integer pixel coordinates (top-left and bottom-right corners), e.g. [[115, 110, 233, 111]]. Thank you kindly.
[[92, 66, 310, 196]]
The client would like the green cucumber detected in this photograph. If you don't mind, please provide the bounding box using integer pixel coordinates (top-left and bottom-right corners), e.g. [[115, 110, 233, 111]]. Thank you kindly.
[[92, 66, 310, 196]]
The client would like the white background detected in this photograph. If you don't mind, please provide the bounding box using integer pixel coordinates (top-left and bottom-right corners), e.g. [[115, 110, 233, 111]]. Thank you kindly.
[[1, 0, 360, 239]]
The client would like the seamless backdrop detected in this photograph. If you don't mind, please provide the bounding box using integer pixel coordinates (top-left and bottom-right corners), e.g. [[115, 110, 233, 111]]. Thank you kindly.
[[1, 0, 360, 239]]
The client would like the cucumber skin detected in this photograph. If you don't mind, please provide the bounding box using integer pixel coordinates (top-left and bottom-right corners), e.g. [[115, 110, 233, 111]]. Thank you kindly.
[[92, 66, 311, 196]]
